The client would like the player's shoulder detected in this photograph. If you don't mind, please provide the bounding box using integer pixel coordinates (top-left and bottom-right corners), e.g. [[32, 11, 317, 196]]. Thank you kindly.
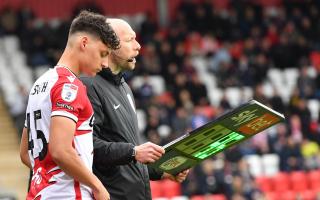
[[51, 67, 86, 102], [54, 67, 83, 87]]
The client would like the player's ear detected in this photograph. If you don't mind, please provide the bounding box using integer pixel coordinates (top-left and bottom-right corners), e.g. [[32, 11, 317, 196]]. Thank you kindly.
[[80, 36, 89, 50]]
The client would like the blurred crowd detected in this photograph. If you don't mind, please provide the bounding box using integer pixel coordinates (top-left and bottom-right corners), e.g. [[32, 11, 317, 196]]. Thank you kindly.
[[1, 0, 320, 199]]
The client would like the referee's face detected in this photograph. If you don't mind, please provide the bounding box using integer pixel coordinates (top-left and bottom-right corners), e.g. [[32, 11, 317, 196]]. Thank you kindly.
[[110, 21, 141, 71]]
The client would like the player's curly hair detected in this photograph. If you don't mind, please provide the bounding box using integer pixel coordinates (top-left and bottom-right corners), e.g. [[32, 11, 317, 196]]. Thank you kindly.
[[69, 10, 120, 50]]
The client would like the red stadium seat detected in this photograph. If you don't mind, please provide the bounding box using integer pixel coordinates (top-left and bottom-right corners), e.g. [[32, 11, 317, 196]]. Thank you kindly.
[[190, 194, 226, 200], [161, 179, 182, 198], [264, 192, 277, 200], [255, 176, 272, 192], [281, 190, 296, 200], [190, 195, 205, 200], [290, 171, 308, 192], [300, 190, 316, 200], [310, 51, 320, 71], [150, 181, 162, 198], [307, 170, 320, 190], [271, 172, 290, 192]]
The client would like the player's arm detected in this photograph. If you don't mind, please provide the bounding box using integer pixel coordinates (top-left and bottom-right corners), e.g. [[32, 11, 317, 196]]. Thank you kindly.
[[49, 116, 107, 198], [20, 127, 31, 169]]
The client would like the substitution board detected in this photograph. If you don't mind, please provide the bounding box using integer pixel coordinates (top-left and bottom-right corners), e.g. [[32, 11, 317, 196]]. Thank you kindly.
[[149, 100, 285, 175]]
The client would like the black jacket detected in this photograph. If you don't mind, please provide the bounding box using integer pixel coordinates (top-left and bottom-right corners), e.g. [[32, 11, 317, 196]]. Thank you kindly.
[[80, 69, 162, 200]]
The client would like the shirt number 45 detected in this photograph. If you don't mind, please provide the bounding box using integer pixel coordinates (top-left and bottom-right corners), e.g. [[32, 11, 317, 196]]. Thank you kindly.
[[27, 110, 48, 161]]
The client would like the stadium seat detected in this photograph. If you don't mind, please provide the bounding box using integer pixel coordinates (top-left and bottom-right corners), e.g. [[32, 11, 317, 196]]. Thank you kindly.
[[306, 66, 317, 78], [150, 181, 162, 198], [281, 190, 296, 200], [255, 176, 272, 192], [207, 88, 223, 107], [136, 109, 146, 133], [267, 68, 294, 102], [3, 36, 20, 54], [190, 194, 226, 200], [307, 99, 320, 120], [284, 68, 299, 87], [267, 68, 282, 88], [192, 57, 207, 75], [310, 51, 320, 71], [261, 154, 279, 177], [15, 65, 34, 90], [290, 171, 308, 192], [300, 190, 316, 200], [201, 72, 218, 90], [161, 179, 181, 198], [271, 172, 290, 192], [262, 82, 275, 98], [245, 154, 263, 178], [242, 87, 253, 102], [34, 65, 50, 79], [307, 170, 320, 191], [131, 75, 165, 95], [190, 195, 205, 200], [171, 196, 189, 200], [264, 192, 277, 200], [225, 87, 241, 107]]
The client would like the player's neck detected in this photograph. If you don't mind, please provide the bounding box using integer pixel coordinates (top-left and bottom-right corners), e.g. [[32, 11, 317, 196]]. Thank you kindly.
[[57, 52, 80, 76]]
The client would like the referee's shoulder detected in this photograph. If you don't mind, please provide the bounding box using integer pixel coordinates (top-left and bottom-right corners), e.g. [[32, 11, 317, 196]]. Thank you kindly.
[[79, 75, 96, 87]]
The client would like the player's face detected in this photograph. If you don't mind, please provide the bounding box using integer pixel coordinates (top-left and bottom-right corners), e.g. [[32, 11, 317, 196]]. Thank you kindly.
[[111, 27, 141, 71], [81, 36, 109, 76]]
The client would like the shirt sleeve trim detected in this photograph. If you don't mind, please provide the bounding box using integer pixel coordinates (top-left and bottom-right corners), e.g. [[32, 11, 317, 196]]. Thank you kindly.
[[51, 110, 78, 122]]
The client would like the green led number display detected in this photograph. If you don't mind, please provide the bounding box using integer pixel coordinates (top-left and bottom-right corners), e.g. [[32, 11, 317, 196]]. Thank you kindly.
[[174, 124, 246, 160], [193, 132, 245, 159]]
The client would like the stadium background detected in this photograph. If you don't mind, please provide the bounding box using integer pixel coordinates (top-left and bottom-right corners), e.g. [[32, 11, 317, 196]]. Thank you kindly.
[[0, 0, 320, 199]]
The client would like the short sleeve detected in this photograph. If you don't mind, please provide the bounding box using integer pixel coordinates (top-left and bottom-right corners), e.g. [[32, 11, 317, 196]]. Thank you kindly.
[[50, 80, 85, 122]]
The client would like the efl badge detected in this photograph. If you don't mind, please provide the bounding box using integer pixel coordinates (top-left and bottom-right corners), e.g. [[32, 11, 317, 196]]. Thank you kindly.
[[160, 156, 188, 171], [61, 83, 78, 102]]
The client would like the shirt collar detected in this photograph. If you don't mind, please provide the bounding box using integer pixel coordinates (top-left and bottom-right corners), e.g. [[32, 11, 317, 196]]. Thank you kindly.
[[98, 68, 124, 85]]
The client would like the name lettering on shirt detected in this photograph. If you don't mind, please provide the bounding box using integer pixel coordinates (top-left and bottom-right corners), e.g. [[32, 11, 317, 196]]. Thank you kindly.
[[31, 82, 49, 95]]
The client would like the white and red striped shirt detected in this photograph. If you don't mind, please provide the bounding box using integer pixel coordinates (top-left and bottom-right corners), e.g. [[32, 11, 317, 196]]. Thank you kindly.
[[24, 66, 94, 200]]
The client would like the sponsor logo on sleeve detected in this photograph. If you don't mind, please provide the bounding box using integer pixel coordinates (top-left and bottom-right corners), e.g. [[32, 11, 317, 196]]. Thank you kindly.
[[56, 102, 74, 111], [61, 83, 78, 102]]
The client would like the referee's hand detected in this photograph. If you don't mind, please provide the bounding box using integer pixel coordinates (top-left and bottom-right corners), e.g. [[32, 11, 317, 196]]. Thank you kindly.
[[162, 169, 190, 183], [134, 142, 165, 163]]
